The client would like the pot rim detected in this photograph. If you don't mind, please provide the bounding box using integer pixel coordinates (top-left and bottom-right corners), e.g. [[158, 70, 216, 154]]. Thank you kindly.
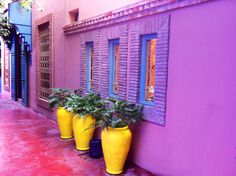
[[105, 126, 129, 131], [74, 114, 92, 118]]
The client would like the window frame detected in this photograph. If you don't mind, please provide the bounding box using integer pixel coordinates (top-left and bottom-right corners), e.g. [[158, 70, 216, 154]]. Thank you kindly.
[[86, 42, 94, 92], [109, 39, 119, 98], [38, 22, 51, 101], [35, 14, 54, 109], [139, 33, 157, 106], [69, 9, 79, 23]]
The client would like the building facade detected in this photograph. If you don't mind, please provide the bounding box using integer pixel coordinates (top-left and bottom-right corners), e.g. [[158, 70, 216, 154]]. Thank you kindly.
[[0, 40, 11, 93], [1, 1, 32, 106], [5, 0, 236, 175]]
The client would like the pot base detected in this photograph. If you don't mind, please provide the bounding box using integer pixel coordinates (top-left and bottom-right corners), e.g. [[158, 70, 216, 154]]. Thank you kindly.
[[60, 135, 73, 139], [76, 146, 89, 151], [106, 169, 123, 175]]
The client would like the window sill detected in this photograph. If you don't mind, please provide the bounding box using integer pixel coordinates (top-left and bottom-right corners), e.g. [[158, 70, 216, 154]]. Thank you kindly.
[[109, 93, 118, 99], [142, 105, 166, 126], [139, 100, 155, 107]]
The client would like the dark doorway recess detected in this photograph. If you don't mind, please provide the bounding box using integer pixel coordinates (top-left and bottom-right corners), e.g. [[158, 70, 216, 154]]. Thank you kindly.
[[15, 34, 22, 99]]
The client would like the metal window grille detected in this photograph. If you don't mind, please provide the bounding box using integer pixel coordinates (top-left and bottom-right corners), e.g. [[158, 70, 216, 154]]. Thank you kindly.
[[113, 44, 119, 94], [90, 46, 94, 90], [38, 22, 51, 100]]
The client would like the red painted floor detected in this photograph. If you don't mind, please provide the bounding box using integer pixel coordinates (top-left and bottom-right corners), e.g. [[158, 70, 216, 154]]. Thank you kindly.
[[0, 96, 154, 176]]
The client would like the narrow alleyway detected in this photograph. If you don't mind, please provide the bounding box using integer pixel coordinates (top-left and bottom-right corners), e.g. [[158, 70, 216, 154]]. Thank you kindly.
[[0, 96, 154, 176]]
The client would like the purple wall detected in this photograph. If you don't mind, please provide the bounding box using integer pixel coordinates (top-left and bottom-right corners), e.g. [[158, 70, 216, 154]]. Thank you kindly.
[[130, 1, 236, 175], [30, 0, 236, 175]]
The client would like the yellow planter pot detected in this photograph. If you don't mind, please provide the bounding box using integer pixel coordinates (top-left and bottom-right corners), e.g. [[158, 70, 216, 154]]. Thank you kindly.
[[101, 126, 132, 175], [56, 107, 73, 139], [73, 114, 96, 151]]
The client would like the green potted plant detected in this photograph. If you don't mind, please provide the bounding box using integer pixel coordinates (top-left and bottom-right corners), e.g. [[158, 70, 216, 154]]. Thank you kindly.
[[65, 93, 103, 151], [94, 98, 143, 174], [48, 88, 74, 139]]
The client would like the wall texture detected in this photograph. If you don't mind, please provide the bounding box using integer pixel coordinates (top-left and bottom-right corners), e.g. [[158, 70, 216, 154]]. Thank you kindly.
[[130, 1, 236, 175], [65, 0, 141, 22], [31, 0, 236, 175]]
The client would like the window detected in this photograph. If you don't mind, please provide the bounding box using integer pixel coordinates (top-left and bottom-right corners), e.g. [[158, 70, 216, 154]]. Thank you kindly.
[[109, 39, 119, 98], [36, 14, 53, 109], [86, 42, 94, 92], [140, 34, 157, 105], [69, 9, 79, 23], [38, 22, 51, 101], [3, 44, 10, 91]]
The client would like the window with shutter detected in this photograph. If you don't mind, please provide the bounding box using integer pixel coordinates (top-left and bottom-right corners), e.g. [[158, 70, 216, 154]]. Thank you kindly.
[[38, 22, 51, 101], [3, 44, 10, 92], [109, 39, 119, 98], [86, 42, 94, 92], [140, 34, 157, 105]]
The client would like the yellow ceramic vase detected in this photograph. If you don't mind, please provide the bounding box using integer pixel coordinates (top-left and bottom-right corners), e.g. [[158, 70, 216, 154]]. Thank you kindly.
[[101, 126, 132, 174], [56, 107, 73, 139], [73, 114, 96, 151]]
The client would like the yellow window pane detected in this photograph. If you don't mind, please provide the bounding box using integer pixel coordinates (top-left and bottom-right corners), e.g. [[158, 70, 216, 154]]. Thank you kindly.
[[145, 39, 157, 102], [90, 46, 94, 90], [113, 44, 119, 94]]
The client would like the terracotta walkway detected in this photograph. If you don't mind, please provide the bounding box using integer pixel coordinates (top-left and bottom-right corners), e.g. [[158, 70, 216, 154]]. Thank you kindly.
[[0, 96, 154, 176]]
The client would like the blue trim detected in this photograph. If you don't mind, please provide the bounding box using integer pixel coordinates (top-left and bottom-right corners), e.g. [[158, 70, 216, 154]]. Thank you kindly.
[[21, 38, 28, 107], [8, 1, 31, 106], [139, 34, 157, 106], [9, 1, 32, 51], [18, 33, 31, 36], [10, 23, 31, 27], [10, 33, 17, 101], [109, 39, 119, 99], [86, 42, 93, 92]]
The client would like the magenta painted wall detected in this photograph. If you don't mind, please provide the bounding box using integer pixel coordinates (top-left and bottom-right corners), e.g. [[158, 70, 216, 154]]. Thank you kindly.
[[30, 0, 236, 175], [130, 1, 236, 175], [30, 0, 67, 116], [30, 0, 140, 115], [66, 0, 141, 21]]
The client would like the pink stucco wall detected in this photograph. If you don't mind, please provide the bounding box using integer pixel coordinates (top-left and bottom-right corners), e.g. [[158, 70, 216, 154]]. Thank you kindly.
[[30, 0, 140, 114], [66, 0, 141, 22], [30, 0, 236, 175], [30, 0, 66, 116]]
